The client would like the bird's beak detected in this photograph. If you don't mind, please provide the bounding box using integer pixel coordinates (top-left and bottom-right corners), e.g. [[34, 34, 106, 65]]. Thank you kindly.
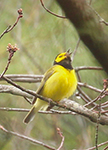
[[66, 49, 72, 57]]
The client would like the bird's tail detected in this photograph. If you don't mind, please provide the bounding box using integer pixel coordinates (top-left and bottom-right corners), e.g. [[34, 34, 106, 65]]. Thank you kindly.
[[23, 99, 49, 124], [23, 106, 36, 124]]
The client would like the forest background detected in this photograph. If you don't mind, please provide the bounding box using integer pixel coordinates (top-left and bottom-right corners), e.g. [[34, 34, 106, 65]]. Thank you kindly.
[[0, 0, 108, 150]]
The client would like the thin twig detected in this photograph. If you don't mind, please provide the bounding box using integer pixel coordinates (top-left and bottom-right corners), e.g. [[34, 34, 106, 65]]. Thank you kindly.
[[0, 8, 23, 39], [75, 66, 103, 72], [2, 76, 36, 97], [40, 0, 66, 19], [76, 71, 82, 82], [0, 25, 11, 39], [89, 0, 92, 5], [104, 145, 108, 150], [101, 101, 108, 110], [0, 125, 55, 150], [77, 86, 92, 103], [78, 82, 102, 93], [84, 88, 106, 107], [100, 20, 108, 25], [95, 103, 101, 150], [0, 107, 30, 112], [95, 79, 108, 150], [0, 84, 33, 99], [86, 140, 108, 150], [0, 107, 76, 115], [0, 44, 19, 78], [23, 97, 32, 104], [89, 5, 108, 26], [101, 110, 108, 114], [1, 74, 43, 83], [71, 38, 80, 62], [57, 128, 65, 150]]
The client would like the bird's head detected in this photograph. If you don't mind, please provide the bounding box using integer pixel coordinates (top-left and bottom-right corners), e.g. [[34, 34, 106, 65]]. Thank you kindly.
[[53, 50, 73, 69]]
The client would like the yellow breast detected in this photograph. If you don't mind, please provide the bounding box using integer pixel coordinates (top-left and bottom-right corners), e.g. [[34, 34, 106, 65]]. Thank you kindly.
[[40, 65, 77, 102]]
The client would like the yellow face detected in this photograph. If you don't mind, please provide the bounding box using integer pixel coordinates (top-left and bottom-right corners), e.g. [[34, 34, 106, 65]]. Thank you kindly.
[[54, 52, 67, 63]]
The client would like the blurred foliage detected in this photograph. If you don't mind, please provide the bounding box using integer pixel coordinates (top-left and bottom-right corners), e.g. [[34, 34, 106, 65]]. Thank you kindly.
[[0, 0, 108, 150]]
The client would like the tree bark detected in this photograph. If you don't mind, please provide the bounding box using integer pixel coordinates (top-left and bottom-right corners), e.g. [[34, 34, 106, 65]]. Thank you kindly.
[[56, 0, 108, 74]]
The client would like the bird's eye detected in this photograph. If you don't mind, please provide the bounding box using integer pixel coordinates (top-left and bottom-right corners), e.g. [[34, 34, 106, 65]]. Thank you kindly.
[[59, 55, 62, 58]]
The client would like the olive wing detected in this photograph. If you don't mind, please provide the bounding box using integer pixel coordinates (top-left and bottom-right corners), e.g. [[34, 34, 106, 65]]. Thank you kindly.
[[32, 67, 55, 104]]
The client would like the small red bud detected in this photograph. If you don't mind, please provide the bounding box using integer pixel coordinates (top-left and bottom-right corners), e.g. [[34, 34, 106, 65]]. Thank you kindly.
[[18, 8, 23, 15]]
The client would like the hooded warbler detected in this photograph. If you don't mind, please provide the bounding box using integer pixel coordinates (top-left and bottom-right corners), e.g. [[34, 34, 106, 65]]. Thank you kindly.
[[23, 51, 77, 123]]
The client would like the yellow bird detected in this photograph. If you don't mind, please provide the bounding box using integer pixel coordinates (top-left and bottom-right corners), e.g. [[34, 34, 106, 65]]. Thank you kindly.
[[23, 51, 77, 123]]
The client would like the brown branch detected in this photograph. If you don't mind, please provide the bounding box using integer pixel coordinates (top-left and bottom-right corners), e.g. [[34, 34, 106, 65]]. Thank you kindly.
[[71, 38, 80, 62], [75, 66, 103, 72], [89, 0, 92, 5], [101, 101, 108, 107], [0, 25, 11, 39], [60, 99, 108, 125], [23, 97, 32, 104], [40, 0, 66, 19], [0, 125, 55, 150], [0, 107, 30, 112], [0, 8, 23, 39], [75, 66, 103, 84], [0, 44, 19, 78], [77, 86, 92, 103], [78, 82, 102, 93], [84, 88, 106, 107], [86, 140, 108, 150], [95, 79, 108, 149], [104, 145, 108, 150], [57, 128, 65, 150], [76, 71, 81, 82], [0, 107, 75, 115], [2, 76, 36, 97], [1, 76, 108, 125], [0, 74, 43, 83], [0, 84, 33, 99], [89, 5, 108, 26], [100, 20, 108, 26]]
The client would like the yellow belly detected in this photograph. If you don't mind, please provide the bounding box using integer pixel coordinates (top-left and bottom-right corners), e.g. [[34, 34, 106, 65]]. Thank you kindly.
[[40, 65, 77, 102]]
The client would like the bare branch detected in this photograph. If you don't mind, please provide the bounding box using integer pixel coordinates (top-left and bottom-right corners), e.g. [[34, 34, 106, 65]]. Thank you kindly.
[[95, 79, 108, 149], [104, 145, 108, 150], [0, 125, 55, 150], [1, 74, 43, 83], [0, 107, 30, 112], [86, 140, 108, 150], [78, 82, 102, 93], [23, 97, 32, 104], [84, 88, 106, 107], [89, 0, 92, 5], [2, 76, 36, 97], [0, 44, 19, 78], [1, 77, 108, 125], [60, 99, 108, 125], [77, 86, 92, 103], [0, 8, 23, 39], [57, 128, 65, 150], [40, 0, 66, 19], [71, 38, 80, 62], [0, 84, 33, 99], [75, 66, 103, 72], [89, 5, 108, 26], [0, 107, 76, 115]]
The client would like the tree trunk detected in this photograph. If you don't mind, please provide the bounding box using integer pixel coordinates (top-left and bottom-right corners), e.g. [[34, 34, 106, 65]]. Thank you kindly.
[[56, 0, 108, 74]]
